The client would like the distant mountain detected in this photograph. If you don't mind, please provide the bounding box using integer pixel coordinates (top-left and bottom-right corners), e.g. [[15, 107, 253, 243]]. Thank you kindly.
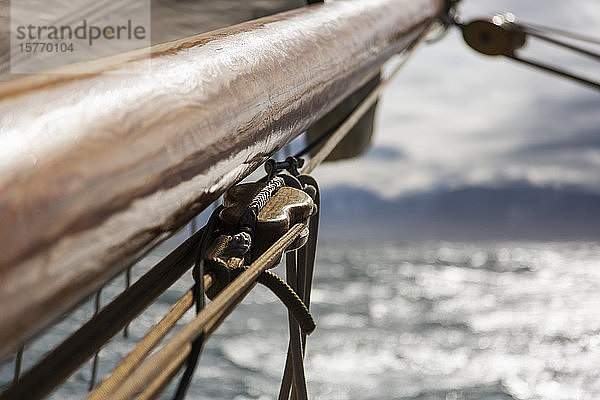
[[318, 185, 600, 240]]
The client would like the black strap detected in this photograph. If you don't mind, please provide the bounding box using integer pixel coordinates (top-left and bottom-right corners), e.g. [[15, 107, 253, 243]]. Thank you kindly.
[[277, 175, 320, 400]]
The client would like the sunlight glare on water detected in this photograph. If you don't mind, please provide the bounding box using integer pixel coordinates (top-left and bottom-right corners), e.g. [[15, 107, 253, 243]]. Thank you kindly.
[[1, 238, 599, 400], [184, 241, 600, 399]]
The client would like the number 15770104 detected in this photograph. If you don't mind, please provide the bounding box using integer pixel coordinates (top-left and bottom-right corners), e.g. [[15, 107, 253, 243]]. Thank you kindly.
[[19, 42, 74, 53]]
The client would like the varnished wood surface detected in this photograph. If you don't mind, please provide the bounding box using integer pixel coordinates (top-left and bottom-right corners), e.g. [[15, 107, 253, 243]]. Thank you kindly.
[[0, 0, 443, 359], [0, 0, 307, 79]]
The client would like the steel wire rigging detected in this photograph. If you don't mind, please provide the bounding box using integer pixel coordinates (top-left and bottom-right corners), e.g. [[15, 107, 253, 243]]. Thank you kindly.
[[453, 10, 600, 91]]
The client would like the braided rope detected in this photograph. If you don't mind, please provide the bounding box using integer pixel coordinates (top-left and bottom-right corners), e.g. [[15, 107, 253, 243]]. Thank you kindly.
[[249, 176, 285, 213], [238, 176, 285, 238]]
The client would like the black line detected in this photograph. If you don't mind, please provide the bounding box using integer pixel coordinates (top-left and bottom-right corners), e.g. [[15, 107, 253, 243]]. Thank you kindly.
[[506, 53, 600, 92]]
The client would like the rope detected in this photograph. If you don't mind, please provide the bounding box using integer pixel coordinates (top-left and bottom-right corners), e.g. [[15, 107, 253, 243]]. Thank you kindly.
[[505, 53, 600, 91], [86, 275, 214, 400], [173, 206, 224, 400], [278, 176, 320, 400], [88, 175, 315, 400], [87, 291, 193, 400], [12, 347, 23, 384], [123, 267, 132, 338], [206, 260, 316, 333], [137, 345, 191, 400], [109, 222, 308, 400], [294, 125, 336, 158], [297, 176, 320, 312], [222, 232, 252, 257], [519, 22, 600, 45], [302, 29, 429, 173], [1, 228, 207, 400], [89, 288, 102, 391], [454, 15, 600, 91], [230, 265, 316, 334], [248, 177, 285, 213], [509, 24, 600, 90], [522, 27, 600, 62], [238, 176, 285, 242], [284, 252, 308, 400]]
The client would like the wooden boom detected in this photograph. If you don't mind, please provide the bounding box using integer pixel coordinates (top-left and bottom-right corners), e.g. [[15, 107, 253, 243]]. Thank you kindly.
[[0, 0, 443, 359]]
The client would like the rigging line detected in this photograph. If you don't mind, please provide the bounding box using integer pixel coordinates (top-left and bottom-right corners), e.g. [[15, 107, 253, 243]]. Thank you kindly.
[[294, 124, 336, 158], [279, 249, 309, 400], [172, 206, 223, 400], [169, 291, 203, 400], [12, 347, 23, 384], [0, 228, 206, 400], [278, 349, 295, 400], [123, 267, 132, 339], [92, 238, 313, 399], [294, 44, 420, 159], [285, 251, 309, 400], [301, 27, 429, 173], [297, 176, 320, 340], [279, 176, 319, 400], [519, 22, 600, 45], [278, 256, 310, 400], [137, 348, 189, 400], [522, 28, 600, 62], [228, 266, 316, 334], [109, 222, 308, 400], [86, 287, 198, 400], [89, 288, 102, 391], [506, 53, 600, 92]]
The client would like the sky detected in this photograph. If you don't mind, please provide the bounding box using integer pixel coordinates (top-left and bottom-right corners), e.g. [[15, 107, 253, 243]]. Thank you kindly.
[[1, 0, 598, 199], [313, 0, 600, 199]]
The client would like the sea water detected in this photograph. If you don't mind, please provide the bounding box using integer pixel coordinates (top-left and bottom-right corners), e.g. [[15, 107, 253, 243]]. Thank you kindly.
[[2, 240, 600, 400]]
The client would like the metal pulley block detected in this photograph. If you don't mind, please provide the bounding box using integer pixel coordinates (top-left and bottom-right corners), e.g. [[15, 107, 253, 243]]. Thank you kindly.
[[458, 13, 600, 91], [462, 15, 526, 56]]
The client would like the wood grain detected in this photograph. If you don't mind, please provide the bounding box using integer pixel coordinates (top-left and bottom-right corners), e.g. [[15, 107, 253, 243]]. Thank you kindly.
[[0, 0, 443, 359]]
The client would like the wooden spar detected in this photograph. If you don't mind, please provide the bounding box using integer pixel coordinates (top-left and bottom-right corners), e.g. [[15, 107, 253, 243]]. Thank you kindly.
[[0, 0, 443, 359]]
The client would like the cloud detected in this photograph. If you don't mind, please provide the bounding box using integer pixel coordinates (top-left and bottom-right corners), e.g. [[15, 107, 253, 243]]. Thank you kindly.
[[315, 0, 600, 198], [361, 145, 406, 161]]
